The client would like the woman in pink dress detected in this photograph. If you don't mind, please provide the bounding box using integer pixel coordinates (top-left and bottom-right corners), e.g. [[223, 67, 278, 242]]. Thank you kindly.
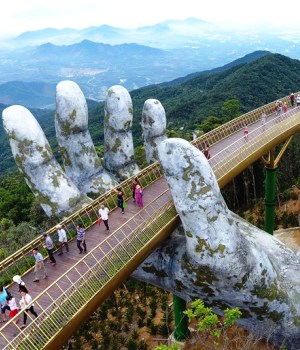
[[135, 184, 143, 208]]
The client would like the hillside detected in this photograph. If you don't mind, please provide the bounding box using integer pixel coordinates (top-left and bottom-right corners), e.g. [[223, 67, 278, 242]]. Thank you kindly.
[[1, 52, 300, 176], [129, 53, 300, 128]]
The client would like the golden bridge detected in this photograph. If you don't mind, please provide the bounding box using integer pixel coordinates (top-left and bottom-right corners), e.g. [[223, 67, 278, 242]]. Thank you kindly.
[[0, 93, 300, 349]]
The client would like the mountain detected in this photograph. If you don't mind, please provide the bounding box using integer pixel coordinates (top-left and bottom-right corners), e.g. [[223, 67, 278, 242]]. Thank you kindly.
[[129, 53, 300, 130], [1, 52, 300, 176], [0, 81, 56, 108], [2, 18, 300, 108]]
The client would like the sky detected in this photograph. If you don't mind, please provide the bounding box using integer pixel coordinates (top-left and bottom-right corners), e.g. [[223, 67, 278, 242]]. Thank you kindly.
[[2, 0, 300, 38]]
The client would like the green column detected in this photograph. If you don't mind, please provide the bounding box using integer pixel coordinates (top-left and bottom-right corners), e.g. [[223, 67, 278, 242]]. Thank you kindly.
[[264, 167, 277, 235], [173, 294, 189, 341]]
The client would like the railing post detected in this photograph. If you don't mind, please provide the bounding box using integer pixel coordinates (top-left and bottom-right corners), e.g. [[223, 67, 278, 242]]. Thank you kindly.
[[264, 166, 277, 235], [173, 294, 190, 341]]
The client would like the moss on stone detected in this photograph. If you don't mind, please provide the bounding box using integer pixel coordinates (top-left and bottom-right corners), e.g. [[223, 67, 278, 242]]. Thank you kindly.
[[175, 279, 186, 292], [148, 116, 155, 126], [124, 120, 131, 129], [111, 138, 122, 153], [251, 282, 288, 302], [293, 316, 300, 326], [70, 109, 77, 121], [186, 231, 193, 238], [142, 265, 168, 278], [195, 237, 226, 257]]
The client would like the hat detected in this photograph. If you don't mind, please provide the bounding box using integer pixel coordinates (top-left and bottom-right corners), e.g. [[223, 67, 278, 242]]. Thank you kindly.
[[56, 224, 62, 229], [13, 275, 22, 284]]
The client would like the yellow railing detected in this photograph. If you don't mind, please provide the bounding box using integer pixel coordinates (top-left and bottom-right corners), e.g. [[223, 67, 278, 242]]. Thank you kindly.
[[191, 92, 300, 151], [211, 107, 300, 187], [1, 93, 300, 349], [1, 92, 299, 286], [1, 189, 177, 350], [0, 162, 164, 287]]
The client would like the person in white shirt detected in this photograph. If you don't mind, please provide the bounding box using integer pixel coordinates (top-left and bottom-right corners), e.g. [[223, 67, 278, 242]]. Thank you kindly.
[[56, 224, 69, 255], [6, 294, 19, 324], [19, 290, 38, 329], [98, 204, 110, 231]]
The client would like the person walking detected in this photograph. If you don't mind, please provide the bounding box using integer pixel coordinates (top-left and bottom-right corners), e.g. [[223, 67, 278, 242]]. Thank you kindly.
[[6, 294, 19, 324], [283, 102, 288, 113], [0, 286, 9, 323], [132, 177, 140, 202], [243, 125, 249, 142], [297, 94, 300, 106], [56, 224, 69, 255], [98, 204, 110, 231], [43, 232, 56, 266], [135, 184, 144, 209], [261, 112, 267, 130], [290, 93, 295, 107], [203, 144, 211, 159], [76, 223, 87, 254], [32, 247, 47, 282], [114, 188, 125, 214], [13, 275, 28, 293], [19, 290, 38, 329]]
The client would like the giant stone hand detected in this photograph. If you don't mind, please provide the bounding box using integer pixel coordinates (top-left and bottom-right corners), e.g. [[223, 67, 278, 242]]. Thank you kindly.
[[2, 81, 166, 217], [3, 82, 300, 349], [132, 138, 300, 350]]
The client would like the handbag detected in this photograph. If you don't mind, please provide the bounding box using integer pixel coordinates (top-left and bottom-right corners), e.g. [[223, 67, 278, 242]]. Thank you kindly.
[[97, 218, 102, 225]]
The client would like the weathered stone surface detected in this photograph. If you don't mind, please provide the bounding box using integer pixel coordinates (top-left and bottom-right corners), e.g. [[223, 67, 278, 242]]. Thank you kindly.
[[132, 138, 300, 350], [104, 85, 140, 180], [2, 105, 90, 217], [56, 81, 118, 196], [141, 99, 167, 164]]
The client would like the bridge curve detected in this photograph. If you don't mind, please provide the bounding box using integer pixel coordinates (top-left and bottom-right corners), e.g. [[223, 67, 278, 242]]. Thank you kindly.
[[1, 94, 300, 349]]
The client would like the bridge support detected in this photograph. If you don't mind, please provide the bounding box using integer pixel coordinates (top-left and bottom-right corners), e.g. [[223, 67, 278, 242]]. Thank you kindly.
[[261, 138, 293, 235], [264, 166, 277, 234], [173, 294, 190, 341]]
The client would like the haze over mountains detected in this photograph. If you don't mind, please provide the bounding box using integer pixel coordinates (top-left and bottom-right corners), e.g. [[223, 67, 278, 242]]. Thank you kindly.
[[1, 18, 300, 108]]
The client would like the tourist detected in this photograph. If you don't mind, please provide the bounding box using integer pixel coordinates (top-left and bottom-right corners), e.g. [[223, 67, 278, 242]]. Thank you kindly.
[[261, 112, 267, 129], [135, 184, 144, 209], [6, 293, 19, 324], [13, 275, 28, 293], [0, 286, 9, 323], [290, 93, 295, 107], [113, 188, 125, 214], [19, 290, 38, 329], [56, 224, 69, 255], [42, 232, 56, 266], [76, 223, 87, 254], [243, 125, 249, 141], [98, 204, 110, 231], [32, 247, 47, 282], [132, 177, 140, 202], [297, 94, 300, 106], [203, 144, 211, 159], [283, 102, 288, 113]]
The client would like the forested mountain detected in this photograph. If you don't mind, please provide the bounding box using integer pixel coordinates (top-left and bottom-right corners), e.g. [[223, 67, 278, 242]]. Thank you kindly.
[[1, 52, 300, 175]]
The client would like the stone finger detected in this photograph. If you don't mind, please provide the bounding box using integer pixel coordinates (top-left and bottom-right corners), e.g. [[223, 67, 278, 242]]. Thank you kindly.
[[141, 99, 167, 164], [56, 80, 118, 197], [104, 85, 140, 181], [2, 105, 90, 217]]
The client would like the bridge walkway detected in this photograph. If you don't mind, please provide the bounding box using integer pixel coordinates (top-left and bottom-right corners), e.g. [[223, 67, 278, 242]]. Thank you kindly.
[[1, 94, 300, 349]]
